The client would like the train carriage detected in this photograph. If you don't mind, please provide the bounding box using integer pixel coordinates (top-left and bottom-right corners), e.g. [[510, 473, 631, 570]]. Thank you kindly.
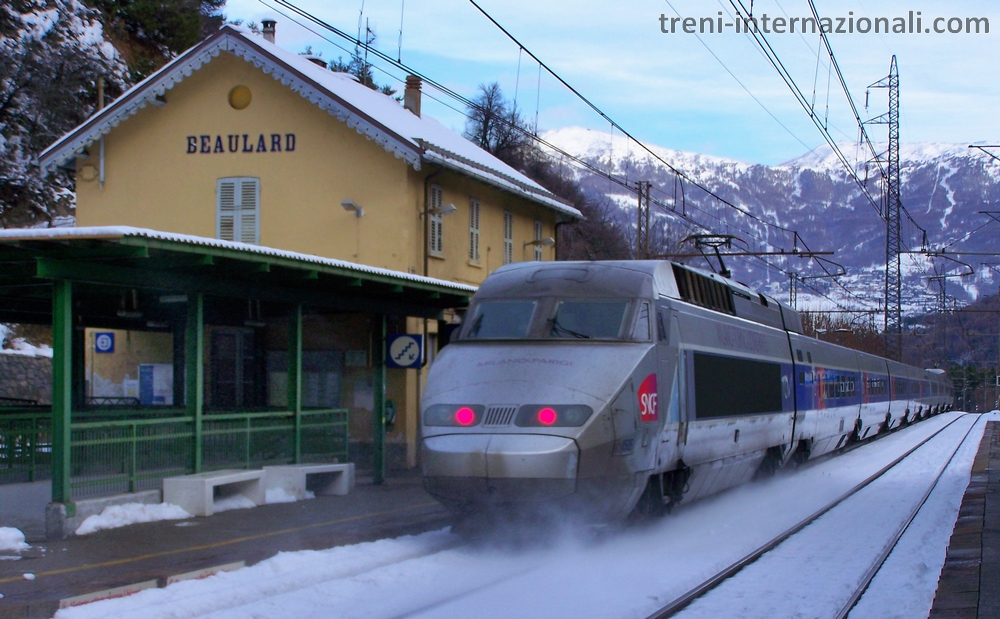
[[421, 260, 955, 523]]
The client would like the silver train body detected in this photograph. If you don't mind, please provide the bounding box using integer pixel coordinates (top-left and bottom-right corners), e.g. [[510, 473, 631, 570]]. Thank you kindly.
[[421, 261, 954, 522]]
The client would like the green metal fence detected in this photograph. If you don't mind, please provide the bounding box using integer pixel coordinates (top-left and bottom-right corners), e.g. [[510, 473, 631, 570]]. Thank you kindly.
[[0, 413, 52, 485], [0, 408, 348, 499], [71, 416, 194, 498], [301, 409, 349, 463], [203, 412, 295, 471]]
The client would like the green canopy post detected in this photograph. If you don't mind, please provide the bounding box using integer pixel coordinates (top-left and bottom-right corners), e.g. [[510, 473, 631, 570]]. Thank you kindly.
[[186, 293, 204, 472], [51, 279, 73, 504], [288, 304, 303, 463], [373, 314, 386, 484]]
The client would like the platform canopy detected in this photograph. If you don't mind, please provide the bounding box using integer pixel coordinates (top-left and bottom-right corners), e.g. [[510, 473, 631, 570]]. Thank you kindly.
[[0, 227, 475, 503], [0, 226, 474, 323]]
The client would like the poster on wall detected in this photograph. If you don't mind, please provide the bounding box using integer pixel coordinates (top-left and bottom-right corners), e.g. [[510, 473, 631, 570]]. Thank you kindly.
[[139, 363, 174, 405]]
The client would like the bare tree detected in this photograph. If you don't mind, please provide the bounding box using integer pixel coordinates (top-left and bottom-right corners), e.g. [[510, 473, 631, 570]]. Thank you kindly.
[[464, 82, 528, 164]]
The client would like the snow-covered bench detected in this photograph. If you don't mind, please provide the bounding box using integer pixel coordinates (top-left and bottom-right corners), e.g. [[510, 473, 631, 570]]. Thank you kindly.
[[263, 463, 355, 500], [162, 469, 265, 517]]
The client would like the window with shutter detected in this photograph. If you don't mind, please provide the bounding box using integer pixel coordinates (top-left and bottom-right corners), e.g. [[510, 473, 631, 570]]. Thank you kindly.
[[429, 184, 444, 256], [533, 220, 543, 261], [503, 211, 513, 264], [469, 198, 480, 263], [217, 177, 260, 245], [218, 179, 236, 242], [239, 179, 259, 245]]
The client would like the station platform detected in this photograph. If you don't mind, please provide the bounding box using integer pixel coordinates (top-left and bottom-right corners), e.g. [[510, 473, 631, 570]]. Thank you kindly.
[[0, 470, 450, 619], [930, 420, 999, 618]]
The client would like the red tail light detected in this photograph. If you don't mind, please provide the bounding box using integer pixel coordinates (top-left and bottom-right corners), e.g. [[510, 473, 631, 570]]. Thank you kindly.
[[455, 407, 476, 426], [515, 405, 593, 427], [537, 407, 557, 425], [423, 404, 484, 427]]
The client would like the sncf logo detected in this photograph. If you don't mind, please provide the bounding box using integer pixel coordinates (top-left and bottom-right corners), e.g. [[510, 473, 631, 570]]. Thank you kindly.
[[638, 373, 658, 422]]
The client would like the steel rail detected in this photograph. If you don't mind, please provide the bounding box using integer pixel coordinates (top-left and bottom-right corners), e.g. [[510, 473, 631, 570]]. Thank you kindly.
[[834, 415, 980, 619], [645, 414, 965, 619]]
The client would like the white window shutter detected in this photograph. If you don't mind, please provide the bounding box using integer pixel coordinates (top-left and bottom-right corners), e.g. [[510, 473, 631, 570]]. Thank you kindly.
[[429, 185, 444, 255], [218, 177, 259, 245], [469, 198, 480, 262], [238, 178, 259, 245], [433, 216, 443, 254], [217, 179, 237, 241], [533, 220, 543, 261], [503, 211, 513, 264]]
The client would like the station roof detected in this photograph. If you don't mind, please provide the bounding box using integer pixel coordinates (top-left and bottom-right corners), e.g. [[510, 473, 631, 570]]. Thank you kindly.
[[37, 26, 582, 220], [0, 227, 473, 323]]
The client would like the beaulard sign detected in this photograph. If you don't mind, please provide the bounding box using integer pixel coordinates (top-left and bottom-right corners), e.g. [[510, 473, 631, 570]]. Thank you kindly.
[[186, 133, 296, 154]]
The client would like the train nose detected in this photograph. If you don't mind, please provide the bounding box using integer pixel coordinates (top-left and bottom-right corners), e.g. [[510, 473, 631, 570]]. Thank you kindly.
[[422, 434, 579, 504]]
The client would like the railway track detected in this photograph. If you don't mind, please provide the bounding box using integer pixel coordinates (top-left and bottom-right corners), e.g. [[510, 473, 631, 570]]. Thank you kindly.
[[646, 414, 978, 619]]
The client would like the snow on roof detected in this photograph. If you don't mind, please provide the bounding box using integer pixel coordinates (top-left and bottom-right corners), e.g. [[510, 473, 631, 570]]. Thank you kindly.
[[0, 226, 477, 293], [38, 26, 581, 219]]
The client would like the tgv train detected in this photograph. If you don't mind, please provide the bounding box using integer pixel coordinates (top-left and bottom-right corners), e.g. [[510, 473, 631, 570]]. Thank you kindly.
[[420, 261, 954, 522]]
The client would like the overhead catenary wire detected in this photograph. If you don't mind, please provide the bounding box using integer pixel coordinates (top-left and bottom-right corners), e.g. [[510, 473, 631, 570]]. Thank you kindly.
[[263, 0, 872, 311], [264, 0, 798, 249], [666, 0, 813, 153]]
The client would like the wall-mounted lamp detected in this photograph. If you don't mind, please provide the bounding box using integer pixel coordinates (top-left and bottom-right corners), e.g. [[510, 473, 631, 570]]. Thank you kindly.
[[341, 199, 364, 217], [425, 203, 457, 216], [524, 237, 556, 247]]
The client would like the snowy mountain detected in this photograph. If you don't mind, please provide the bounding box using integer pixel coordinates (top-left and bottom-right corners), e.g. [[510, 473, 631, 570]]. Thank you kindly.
[[543, 127, 1000, 314]]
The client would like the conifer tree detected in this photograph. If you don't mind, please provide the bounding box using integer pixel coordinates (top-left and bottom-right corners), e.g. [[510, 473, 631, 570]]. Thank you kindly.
[[0, 0, 128, 228]]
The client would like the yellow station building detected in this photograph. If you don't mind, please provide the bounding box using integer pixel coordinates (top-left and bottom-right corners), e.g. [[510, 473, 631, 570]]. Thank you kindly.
[[38, 22, 581, 470]]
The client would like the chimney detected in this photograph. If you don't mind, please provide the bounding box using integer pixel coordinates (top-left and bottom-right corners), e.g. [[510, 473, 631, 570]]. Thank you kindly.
[[262, 19, 276, 43], [404, 75, 422, 117]]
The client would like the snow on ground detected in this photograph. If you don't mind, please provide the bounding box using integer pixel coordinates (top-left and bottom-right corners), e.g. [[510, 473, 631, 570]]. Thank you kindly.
[[55, 529, 461, 619], [55, 413, 980, 619], [75, 504, 192, 536], [675, 413, 981, 618], [849, 413, 991, 619], [212, 496, 257, 513], [0, 528, 29, 553], [264, 488, 315, 504]]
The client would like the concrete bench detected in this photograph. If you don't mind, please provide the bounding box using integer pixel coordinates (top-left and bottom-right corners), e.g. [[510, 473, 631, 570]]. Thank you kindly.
[[162, 469, 264, 517], [263, 463, 355, 500]]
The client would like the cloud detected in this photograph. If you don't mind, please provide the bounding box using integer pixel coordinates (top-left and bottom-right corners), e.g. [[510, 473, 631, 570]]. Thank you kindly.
[[224, 0, 1000, 164]]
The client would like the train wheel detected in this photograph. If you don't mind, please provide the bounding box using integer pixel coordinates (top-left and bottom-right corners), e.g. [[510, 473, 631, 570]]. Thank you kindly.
[[848, 418, 862, 445], [879, 412, 892, 434], [633, 474, 668, 519], [790, 440, 811, 468], [753, 446, 784, 480]]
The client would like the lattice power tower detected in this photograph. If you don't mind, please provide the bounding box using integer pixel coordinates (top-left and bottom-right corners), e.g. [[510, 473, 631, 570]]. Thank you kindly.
[[870, 56, 902, 360]]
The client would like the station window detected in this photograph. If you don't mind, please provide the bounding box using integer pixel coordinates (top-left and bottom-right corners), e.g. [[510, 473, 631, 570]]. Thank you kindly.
[[503, 211, 513, 264], [469, 198, 480, 263], [429, 184, 444, 256], [217, 177, 259, 244], [533, 220, 543, 261]]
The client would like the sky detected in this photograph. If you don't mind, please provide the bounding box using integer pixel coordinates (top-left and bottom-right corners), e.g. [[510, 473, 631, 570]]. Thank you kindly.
[[220, 0, 1000, 166]]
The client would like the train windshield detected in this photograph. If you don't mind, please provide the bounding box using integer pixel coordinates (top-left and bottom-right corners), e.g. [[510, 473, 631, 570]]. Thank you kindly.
[[464, 300, 537, 339], [462, 298, 632, 341], [548, 300, 628, 339]]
